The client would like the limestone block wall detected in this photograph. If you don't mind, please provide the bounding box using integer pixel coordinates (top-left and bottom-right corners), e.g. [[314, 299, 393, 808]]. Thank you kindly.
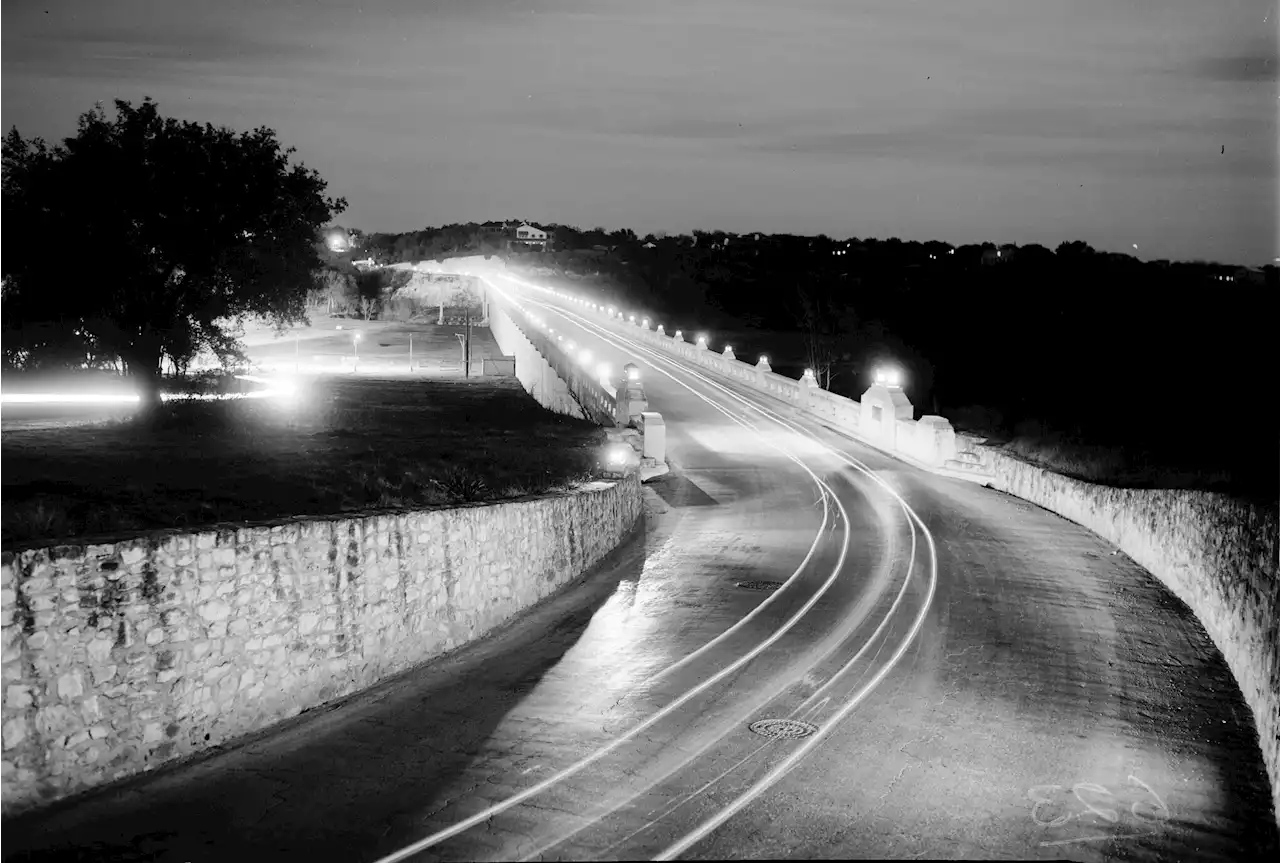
[[957, 436, 1280, 822], [0, 476, 641, 815]]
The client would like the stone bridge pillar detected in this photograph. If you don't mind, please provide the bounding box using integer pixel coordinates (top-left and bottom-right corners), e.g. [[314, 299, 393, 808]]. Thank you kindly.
[[860, 383, 913, 449]]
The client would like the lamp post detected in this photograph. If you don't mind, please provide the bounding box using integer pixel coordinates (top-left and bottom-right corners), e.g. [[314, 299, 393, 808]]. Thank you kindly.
[[352, 332, 361, 373]]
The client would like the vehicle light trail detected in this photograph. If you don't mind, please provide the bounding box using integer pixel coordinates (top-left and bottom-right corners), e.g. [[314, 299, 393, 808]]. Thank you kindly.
[[503, 289, 928, 860], [371, 296, 856, 863], [520, 285, 939, 861]]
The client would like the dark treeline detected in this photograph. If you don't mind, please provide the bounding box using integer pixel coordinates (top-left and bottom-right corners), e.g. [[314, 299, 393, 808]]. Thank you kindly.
[[357, 222, 1277, 492]]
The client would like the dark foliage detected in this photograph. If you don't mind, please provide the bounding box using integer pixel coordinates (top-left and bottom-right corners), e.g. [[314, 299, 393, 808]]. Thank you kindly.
[[2, 99, 346, 405]]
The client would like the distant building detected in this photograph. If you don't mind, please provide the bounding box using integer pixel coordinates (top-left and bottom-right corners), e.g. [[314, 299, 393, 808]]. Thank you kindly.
[[514, 223, 548, 249]]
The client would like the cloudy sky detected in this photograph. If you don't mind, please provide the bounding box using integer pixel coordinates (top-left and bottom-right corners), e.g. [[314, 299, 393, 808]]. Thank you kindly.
[[3, 0, 1277, 264]]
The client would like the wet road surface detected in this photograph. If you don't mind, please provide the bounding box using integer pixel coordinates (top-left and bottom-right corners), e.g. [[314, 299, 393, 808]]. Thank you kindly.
[[4, 283, 1276, 861]]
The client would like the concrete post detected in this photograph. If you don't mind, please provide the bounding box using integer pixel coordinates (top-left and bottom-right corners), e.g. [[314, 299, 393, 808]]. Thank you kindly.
[[723, 345, 735, 362], [756, 355, 771, 387], [860, 384, 914, 451], [800, 368, 817, 409], [640, 412, 666, 462], [917, 415, 957, 465]]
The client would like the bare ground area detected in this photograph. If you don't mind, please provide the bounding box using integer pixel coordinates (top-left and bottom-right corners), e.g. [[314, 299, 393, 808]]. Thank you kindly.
[[1, 376, 607, 549]]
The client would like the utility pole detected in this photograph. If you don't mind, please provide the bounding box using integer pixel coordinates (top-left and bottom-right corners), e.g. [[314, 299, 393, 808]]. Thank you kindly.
[[465, 305, 472, 379], [409, 332, 413, 372]]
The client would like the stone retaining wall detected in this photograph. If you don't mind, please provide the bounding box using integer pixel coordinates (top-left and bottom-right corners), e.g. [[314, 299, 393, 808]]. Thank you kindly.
[[959, 437, 1280, 823], [0, 476, 641, 815]]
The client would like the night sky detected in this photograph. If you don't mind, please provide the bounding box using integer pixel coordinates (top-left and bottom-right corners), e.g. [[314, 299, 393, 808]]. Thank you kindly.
[[3, 0, 1277, 265]]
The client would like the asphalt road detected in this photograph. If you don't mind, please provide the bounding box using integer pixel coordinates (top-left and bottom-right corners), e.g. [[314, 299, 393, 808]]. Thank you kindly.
[[4, 283, 1276, 861]]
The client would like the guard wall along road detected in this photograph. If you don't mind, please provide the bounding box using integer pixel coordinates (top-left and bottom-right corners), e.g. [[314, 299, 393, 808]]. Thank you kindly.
[[0, 476, 641, 815]]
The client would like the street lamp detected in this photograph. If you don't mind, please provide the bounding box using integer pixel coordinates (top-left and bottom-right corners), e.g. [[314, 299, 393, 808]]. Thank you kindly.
[[352, 332, 362, 373]]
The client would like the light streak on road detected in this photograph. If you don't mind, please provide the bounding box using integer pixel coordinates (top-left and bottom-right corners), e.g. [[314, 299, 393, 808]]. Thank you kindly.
[[372, 292, 857, 863], [375, 275, 939, 863], [519, 283, 939, 861]]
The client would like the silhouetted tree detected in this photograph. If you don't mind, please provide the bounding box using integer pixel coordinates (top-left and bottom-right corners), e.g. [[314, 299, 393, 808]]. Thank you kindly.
[[1, 98, 345, 406]]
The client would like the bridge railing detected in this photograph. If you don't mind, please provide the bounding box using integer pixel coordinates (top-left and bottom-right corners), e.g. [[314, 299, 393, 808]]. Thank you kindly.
[[531, 289, 974, 475]]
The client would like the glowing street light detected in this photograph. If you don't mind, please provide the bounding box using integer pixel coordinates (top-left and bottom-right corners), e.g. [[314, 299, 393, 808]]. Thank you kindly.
[[875, 366, 902, 388], [579, 349, 593, 365]]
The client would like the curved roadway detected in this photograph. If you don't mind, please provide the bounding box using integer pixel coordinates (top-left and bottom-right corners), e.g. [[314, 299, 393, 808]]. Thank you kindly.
[[4, 283, 1276, 862]]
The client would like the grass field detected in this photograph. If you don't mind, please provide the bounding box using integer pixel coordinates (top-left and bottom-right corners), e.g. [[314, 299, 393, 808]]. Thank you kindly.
[[233, 312, 503, 373], [1, 376, 608, 548]]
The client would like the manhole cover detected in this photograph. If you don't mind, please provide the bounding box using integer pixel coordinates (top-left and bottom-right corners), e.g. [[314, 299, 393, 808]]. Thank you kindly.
[[736, 580, 783, 591], [748, 719, 818, 740]]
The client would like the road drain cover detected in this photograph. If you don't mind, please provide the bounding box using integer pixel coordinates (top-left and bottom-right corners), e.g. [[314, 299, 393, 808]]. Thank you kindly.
[[749, 719, 818, 739], [736, 580, 783, 591]]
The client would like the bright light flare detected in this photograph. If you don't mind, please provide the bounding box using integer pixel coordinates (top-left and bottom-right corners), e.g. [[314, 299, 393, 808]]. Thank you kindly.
[[0, 392, 140, 405], [578, 349, 593, 365], [1, 376, 303, 407], [626, 366, 641, 382], [605, 444, 630, 466]]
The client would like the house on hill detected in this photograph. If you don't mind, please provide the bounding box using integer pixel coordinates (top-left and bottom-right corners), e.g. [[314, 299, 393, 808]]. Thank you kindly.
[[514, 223, 548, 249]]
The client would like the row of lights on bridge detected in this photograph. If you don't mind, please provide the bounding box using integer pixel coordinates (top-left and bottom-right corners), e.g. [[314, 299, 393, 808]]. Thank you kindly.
[[513, 282, 902, 389]]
